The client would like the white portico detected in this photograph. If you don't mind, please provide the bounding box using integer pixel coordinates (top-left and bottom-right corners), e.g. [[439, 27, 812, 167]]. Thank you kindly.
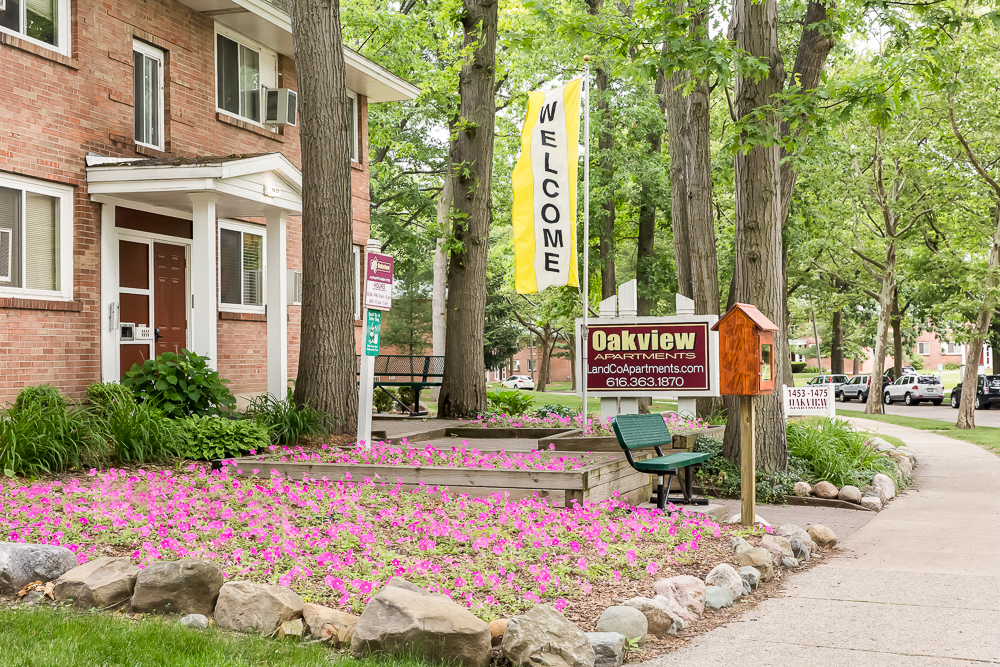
[[87, 152, 301, 397]]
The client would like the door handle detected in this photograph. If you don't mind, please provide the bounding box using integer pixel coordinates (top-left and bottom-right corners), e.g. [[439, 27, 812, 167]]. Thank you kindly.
[[154, 328, 163, 342]]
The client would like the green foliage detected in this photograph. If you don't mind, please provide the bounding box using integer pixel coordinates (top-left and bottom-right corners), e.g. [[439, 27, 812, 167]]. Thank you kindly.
[[373, 387, 398, 413], [95, 397, 180, 464], [786, 419, 901, 488], [694, 438, 804, 504], [86, 382, 132, 412], [533, 404, 577, 418], [802, 366, 821, 374], [484, 269, 521, 370], [13, 385, 67, 411], [486, 389, 533, 417], [791, 362, 807, 373], [908, 355, 925, 371], [945, 362, 960, 370], [0, 403, 106, 477], [397, 386, 419, 408], [123, 350, 236, 418], [176, 415, 270, 461], [244, 391, 329, 446]]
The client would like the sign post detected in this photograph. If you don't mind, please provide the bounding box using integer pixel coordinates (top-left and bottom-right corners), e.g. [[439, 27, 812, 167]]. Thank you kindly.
[[357, 241, 393, 447]]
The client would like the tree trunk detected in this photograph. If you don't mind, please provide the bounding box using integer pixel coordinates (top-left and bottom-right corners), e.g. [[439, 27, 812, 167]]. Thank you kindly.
[[567, 332, 577, 391], [431, 171, 451, 401], [891, 288, 903, 378], [853, 357, 861, 375], [865, 246, 896, 415], [724, 0, 787, 472], [831, 310, 844, 374], [536, 326, 553, 392], [597, 65, 616, 300], [290, 0, 357, 433], [437, 0, 497, 418], [637, 63, 666, 318], [665, 69, 692, 301]]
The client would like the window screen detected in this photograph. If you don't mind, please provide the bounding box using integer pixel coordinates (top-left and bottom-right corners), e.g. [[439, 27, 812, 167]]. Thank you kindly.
[[219, 227, 263, 308], [134, 45, 163, 148], [0, 187, 20, 288], [217, 33, 260, 123]]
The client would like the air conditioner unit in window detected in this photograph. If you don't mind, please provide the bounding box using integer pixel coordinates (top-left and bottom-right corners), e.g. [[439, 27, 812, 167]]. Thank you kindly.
[[287, 269, 303, 305], [264, 88, 298, 126]]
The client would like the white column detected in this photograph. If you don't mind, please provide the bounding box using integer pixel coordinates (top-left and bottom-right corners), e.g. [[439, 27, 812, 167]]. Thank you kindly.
[[266, 211, 289, 397], [676, 293, 697, 419], [356, 238, 381, 446], [598, 294, 618, 418], [618, 279, 637, 317], [99, 203, 119, 382], [189, 194, 218, 367]]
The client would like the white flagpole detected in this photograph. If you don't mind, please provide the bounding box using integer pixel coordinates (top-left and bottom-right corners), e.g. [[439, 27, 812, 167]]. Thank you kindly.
[[582, 56, 591, 429]]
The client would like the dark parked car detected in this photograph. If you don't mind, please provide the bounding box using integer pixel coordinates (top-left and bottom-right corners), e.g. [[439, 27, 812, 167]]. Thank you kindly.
[[950, 375, 1000, 410]]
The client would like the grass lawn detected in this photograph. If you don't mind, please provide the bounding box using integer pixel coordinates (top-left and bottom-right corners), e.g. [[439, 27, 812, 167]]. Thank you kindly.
[[0, 606, 403, 667], [838, 409, 1000, 456]]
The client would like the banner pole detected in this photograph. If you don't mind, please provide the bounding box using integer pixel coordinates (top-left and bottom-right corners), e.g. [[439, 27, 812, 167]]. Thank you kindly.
[[582, 56, 591, 429]]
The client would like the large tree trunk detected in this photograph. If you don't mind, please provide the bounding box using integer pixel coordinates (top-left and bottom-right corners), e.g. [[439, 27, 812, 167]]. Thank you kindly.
[[831, 310, 844, 374], [437, 0, 497, 418], [637, 64, 667, 318], [431, 174, 451, 401], [566, 332, 577, 391], [290, 0, 357, 433], [596, 70, 616, 300], [724, 0, 787, 472], [865, 247, 895, 415], [536, 325, 553, 392], [891, 288, 903, 378], [665, 70, 693, 301]]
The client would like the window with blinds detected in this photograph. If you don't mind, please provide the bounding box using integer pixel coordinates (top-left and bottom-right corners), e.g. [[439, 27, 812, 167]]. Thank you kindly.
[[0, 0, 61, 47], [0, 185, 59, 292], [219, 225, 264, 309], [134, 42, 164, 150], [215, 27, 276, 125]]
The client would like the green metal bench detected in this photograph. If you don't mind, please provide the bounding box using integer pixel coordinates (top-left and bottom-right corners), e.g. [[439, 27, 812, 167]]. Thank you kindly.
[[611, 413, 711, 509], [356, 355, 443, 416]]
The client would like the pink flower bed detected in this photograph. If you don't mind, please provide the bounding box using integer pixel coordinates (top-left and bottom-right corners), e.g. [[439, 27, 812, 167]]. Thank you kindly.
[[246, 440, 613, 471], [0, 465, 733, 619], [467, 412, 711, 436]]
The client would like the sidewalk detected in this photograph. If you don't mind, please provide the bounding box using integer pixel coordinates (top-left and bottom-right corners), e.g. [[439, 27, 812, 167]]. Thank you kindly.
[[641, 417, 1000, 666]]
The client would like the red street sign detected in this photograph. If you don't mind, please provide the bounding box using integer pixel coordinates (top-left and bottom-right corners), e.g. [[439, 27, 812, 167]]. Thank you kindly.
[[364, 252, 394, 311], [586, 322, 712, 392]]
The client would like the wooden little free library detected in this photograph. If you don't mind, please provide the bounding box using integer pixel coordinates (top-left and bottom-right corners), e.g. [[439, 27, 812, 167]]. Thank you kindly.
[[711, 302, 779, 396]]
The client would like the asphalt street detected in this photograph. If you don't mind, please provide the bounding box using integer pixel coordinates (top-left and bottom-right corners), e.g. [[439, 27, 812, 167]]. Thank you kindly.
[[836, 395, 1000, 427]]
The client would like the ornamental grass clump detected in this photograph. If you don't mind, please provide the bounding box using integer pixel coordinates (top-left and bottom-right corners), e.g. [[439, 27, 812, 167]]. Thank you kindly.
[[94, 396, 181, 464], [243, 390, 331, 446], [0, 399, 107, 477], [786, 419, 900, 488]]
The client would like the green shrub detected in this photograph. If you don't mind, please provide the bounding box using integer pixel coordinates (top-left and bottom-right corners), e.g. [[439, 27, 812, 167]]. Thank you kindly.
[[397, 386, 420, 409], [486, 389, 533, 416], [373, 387, 398, 413], [534, 404, 577, 418], [909, 356, 925, 370], [176, 415, 270, 460], [786, 419, 899, 488], [123, 350, 236, 418], [694, 437, 805, 504], [0, 403, 107, 476], [945, 362, 960, 370], [791, 362, 807, 373], [86, 382, 132, 412], [803, 366, 821, 374], [13, 385, 67, 411], [244, 391, 329, 446], [94, 397, 180, 464]]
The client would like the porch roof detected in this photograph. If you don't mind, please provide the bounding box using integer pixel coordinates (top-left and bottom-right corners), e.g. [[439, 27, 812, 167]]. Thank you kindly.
[[86, 152, 301, 218]]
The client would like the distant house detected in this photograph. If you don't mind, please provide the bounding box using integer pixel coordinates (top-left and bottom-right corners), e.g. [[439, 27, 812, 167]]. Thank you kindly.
[[791, 332, 989, 374], [0, 0, 418, 403]]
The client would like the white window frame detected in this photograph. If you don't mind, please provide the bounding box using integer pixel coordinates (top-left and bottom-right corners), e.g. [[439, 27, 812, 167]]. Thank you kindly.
[[214, 24, 278, 129], [0, 172, 73, 301], [946, 343, 961, 355], [0, 0, 71, 56], [218, 219, 266, 314], [133, 40, 165, 151], [917, 342, 930, 356], [354, 245, 361, 319], [513, 360, 520, 371], [348, 93, 359, 163]]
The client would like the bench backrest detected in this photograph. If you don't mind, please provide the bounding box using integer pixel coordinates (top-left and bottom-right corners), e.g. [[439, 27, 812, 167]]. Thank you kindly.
[[611, 413, 673, 451], [355, 355, 445, 386]]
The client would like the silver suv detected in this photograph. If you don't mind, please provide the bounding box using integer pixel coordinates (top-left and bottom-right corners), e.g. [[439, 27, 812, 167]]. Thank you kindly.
[[805, 375, 850, 395]]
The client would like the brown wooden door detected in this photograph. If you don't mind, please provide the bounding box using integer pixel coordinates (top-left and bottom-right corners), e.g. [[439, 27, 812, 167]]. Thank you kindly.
[[153, 242, 187, 356]]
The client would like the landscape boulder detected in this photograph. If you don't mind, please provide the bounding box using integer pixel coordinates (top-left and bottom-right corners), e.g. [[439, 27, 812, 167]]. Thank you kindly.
[[705, 564, 743, 601], [130, 559, 224, 615], [179, 614, 209, 629], [738, 566, 761, 589], [0, 543, 77, 595], [761, 535, 794, 559], [788, 539, 811, 562], [215, 581, 304, 636], [758, 541, 785, 568], [352, 582, 490, 667], [735, 548, 774, 583], [302, 602, 358, 646], [860, 496, 883, 512], [704, 586, 733, 610], [873, 473, 897, 500], [838, 485, 863, 504], [621, 596, 683, 637], [781, 557, 799, 568], [586, 633, 625, 667], [277, 619, 305, 641], [52, 557, 139, 609], [489, 619, 508, 647], [595, 606, 647, 643], [501, 604, 595, 667], [813, 481, 839, 499], [724, 514, 770, 527], [807, 524, 838, 549], [773, 524, 816, 553], [896, 457, 913, 478], [793, 481, 812, 497], [652, 575, 706, 624], [730, 537, 753, 555]]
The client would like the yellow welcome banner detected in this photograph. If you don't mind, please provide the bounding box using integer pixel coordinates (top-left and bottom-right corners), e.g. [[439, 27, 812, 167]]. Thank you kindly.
[[513, 79, 582, 294]]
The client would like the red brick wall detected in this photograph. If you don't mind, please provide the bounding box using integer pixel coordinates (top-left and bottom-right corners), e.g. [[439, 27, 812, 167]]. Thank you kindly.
[[0, 0, 370, 402]]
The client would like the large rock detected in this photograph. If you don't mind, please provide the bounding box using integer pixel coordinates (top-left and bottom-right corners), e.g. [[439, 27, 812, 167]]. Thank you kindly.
[[704, 586, 733, 610], [595, 606, 647, 642], [215, 582, 304, 636], [807, 524, 838, 549], [813, 481, 839, 499], [652, 576, 705, 624], [838, 485, 862, 503], [897, 456, 913, 478], [501, 604, 595, 667], [586, 633, 625, 667], [788, 539, 811, 562], [621, 597, 683, 637], [873, 474, 897, 500], [130, 559, 224, 615], [738, 567, 760, 589], [773, 524, 816, 553], [730, 537, 753, 555], [723, 514, 770, 527], [353, 583, 490, 667], [735, 548, 774, 583], [0, 543, 77, 595], [781, 557, 799, 568], [758, 541, 785, 568], [793, 481, 812, 497], [52, 557, 139, 609], [302, 602, 358, 646], [705, 564, 743, 601], [180, 614, 209, 629], [864, 436, 894, 450], [761, 535, 793, 559], [860, 496, 883, 512]]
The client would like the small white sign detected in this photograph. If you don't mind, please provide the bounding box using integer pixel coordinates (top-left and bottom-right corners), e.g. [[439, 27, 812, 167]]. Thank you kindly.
[[783, 385, 835, 418], [263, 184, 281, 198]]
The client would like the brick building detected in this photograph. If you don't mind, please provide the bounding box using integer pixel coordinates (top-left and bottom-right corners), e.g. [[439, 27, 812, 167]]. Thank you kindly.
[[0, 0, 417, 403], [792, 330, 991, 375]]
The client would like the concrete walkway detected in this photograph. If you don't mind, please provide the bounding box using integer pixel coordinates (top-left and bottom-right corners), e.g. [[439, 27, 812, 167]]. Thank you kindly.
[[642, 417, 1000, 666]]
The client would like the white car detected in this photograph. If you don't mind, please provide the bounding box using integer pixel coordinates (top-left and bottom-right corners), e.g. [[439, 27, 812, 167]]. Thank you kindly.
[[884, 374, 944, 406], [500, 375, 535, 390]]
